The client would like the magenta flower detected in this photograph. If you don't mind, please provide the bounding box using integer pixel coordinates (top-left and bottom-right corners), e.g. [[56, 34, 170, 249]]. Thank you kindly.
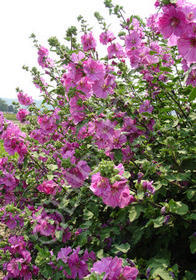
[[121, 266, 139, 280], [38, 46, 49, 57], [99, 30, 116, 45], [69, 96, 86, 125], [37, 114, 57, 133], [68, 250, 89, 279], [90, 172, 111, 197], [158, 6, 188, 39], [178, 34, 196, 62], [17, 92, 33, 106], [76, 77, 92, 100], [7, 259, 20, 277], [139, 100, 153, 114], [125, 31, 141, 49], [37, 180, 57, 195], [16, 108, 30, 123], [81, 31, 96, 51], [186, 68, 196, 86], [57, 247, 72, 263], [83, 58, 105, 82], [107, 43, 125, 59]]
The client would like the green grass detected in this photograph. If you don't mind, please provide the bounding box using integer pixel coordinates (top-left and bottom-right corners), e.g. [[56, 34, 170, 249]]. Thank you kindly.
[[3, 113, 17, 121]]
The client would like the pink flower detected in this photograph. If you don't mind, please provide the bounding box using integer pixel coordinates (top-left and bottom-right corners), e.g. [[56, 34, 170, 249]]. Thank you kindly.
[[7, 259, 20, 277], [186, 68, 196, 86], [139, 100, 153, 114], [38, 46, 49, 57], [16, 108, 30, 122], [107, 43, 125, 59], [90, 173, 111, 197], [57, 247, 72, 263], [92, 74, 116, 99], [76, 77, 92, 100], [121, 266, 139, 280], [37, 180, 57, 195], [68, 250, 89, 279], [125, 31, 141, 49], [177, 34, 196, 62], [81, 32, 96, 51], [158, 6, 188, 39], [99, 30, 116, 45], [83, 58, 105, 82], [17, 92, 33, 106], [69, 96, 86, 125], [37, 114, 57, 133]]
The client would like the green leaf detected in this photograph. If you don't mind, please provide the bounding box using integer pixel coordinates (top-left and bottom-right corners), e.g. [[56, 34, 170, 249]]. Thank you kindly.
[[169, 200, 189, 215], [129, 205, 143, 222], [114, 149, 123, 161], [159, 66, 172, 73], [152, 268, 173, 280], [189, 235, 196, 254], [153, 216, 165, 228], [181, 158, 196, 170], [189, 87, 196, 101], [113, 242, 130, 253], [186, 189, 196, 200], [47, 174, 54, 180], [83, 209, 94, 220]]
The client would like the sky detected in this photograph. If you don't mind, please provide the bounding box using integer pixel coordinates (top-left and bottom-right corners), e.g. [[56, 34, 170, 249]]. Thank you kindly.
[[0, 0, 156, 100]]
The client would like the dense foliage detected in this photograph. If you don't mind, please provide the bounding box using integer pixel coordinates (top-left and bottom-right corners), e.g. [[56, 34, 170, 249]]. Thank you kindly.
[[0, 0, 196, 279]]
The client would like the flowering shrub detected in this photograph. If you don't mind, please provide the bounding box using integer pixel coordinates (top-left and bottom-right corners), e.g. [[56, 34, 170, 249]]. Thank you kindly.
[[0, 0, 196, 279]]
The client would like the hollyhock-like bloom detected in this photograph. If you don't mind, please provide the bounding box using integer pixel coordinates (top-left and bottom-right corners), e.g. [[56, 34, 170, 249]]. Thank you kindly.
[[158, 6, 188, 39], [38, 46, 49, 57], [91, 257, 114, 280], [186, 68, 196, 86], [6, 214, 17, 229], [91, 257, 138, 280], [37, 180, 57, 195], [17, 92, 33, 106], [139, 100, 153, 114], [19, 265, 32, 280], [90, 172, 111, 197], [76, 76, 92, 100], [69, 96, 86, 125], [1, 123, 26, 156], [67, 250, 89, 279], [177, 33, 196, 63], [37, 114, 57, 134], [71, 51, 85, 63], [34, 77, 48, 93], [8, 236, 26, 254], [120, 266, 139, 280], [16, 108, 30, 122], [57, 247, 72, 263], [90, 164, 134, 208], [107, 43, 125, 59], [6, 259, 20, 277], [142, 180, 155, 194], [99, 30, 116, 45], [92, 74, 116, 99], [33, 218, 55, 237], [83, 58, 105, 82], [64, 160, 91, 188], [112, 130, 127, 150], [181, 3, 196, 23], [37, 46, 54, 68], [125, 31, 141, 49], [81, 31, 96, 51]]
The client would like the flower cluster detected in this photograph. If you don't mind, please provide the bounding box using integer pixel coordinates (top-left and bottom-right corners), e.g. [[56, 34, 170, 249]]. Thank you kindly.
[[1, 236, 39, 279], [90, 163, 135, 208], [91, 256, 139, 280]]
